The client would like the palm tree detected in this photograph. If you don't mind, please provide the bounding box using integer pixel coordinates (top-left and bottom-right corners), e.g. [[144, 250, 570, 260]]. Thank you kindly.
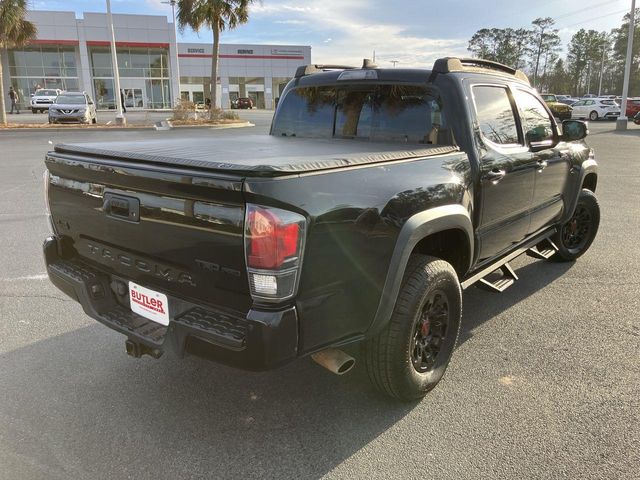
[[0, 0, 37, 125], [177, 0, 254, 118]]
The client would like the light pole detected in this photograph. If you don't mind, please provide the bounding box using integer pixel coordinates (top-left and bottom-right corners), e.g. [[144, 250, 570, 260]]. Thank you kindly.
[[106, 0, 126, 125], [616, 0, 636, 131], [597, 39, 607, 96], [162, 0, 181, 105]]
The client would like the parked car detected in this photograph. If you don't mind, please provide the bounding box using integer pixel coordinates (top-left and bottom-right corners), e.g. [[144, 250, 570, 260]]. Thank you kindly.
[[540, 94, 573, 120], [30, 89, 62, 113], [571, 98, 621, 121], [235, 97, 254, 109], [625, 97, 640, 118], [43, 57, 599, 400], [633, 111, 640, 125], [48, 92, 97, 124], [556, 95, 579, 106]]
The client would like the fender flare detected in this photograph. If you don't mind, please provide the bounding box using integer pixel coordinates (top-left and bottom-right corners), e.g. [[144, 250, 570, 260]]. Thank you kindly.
[[561, 159, 598, 224], [366, 204, 473, 336]]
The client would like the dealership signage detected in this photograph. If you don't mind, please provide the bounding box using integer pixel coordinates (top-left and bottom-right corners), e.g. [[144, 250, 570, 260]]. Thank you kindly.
[[237, 49, 254, 54], [187, 48, 205, 53], [271, 49, 304, 56]]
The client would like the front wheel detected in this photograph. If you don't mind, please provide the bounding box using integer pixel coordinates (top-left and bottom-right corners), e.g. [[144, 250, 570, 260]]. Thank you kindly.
[[365, 255, 462, 400], [589, 110, 599, 121], [550, 189, 600, 262]]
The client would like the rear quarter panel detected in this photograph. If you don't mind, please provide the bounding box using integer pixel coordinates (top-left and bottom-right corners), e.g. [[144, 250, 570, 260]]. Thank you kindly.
[[244, 151, 472, 352]]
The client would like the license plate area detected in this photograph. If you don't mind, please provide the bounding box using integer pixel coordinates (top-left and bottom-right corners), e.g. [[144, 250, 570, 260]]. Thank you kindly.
[[129, 281, 170, 326]]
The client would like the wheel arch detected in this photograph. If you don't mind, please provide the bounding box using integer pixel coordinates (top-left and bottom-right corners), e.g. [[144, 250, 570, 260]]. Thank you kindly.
[[582, 172, 597, 192], [366, 204, 473, 336]]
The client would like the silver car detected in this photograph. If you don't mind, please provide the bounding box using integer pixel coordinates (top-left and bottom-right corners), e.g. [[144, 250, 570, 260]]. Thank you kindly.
[[48, 92, 97, 124], [30, 89, 62, 113]]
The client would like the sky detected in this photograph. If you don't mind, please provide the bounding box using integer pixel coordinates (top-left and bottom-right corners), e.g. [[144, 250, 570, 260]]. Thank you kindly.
[[32, 0, 634, 67]]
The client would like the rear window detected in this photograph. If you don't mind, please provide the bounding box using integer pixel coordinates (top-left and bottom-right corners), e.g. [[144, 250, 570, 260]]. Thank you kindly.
[[272, 84, 453, 145], [600, 100, 616, 105]]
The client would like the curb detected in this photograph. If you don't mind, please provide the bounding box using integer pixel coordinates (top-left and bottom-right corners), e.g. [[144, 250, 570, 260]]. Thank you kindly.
[[0, 121, 254, 133]]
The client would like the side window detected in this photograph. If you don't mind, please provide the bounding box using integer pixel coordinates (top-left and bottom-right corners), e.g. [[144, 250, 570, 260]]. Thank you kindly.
[[513, 90, 554, 144], [472, 86, 520, 145]]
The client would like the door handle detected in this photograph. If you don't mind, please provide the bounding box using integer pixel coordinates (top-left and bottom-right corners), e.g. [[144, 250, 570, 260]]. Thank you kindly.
[[484, 169, 506, 183], [536, 159, 548, 170]]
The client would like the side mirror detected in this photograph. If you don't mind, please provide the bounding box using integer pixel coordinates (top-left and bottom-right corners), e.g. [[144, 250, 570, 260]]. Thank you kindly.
[[561, 120, 588, 142]]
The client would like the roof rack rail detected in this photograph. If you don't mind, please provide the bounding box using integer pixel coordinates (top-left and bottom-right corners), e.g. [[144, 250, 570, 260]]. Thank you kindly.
[[295, 64, 357, 78], [432, 57, 530, 84]]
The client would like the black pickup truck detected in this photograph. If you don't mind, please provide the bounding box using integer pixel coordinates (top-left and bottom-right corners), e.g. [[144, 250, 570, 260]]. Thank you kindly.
[[43, 58, 600, 400]]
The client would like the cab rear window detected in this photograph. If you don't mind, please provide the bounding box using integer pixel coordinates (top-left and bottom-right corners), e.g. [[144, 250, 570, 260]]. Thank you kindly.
[[272, 85, 454, 145]]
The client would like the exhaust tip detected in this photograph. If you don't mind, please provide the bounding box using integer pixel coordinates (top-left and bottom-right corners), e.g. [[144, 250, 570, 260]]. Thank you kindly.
[[311, 348, 356, 375]]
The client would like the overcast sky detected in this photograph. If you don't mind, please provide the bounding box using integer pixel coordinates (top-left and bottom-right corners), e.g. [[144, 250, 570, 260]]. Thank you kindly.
[[34, 0, 633, 67]]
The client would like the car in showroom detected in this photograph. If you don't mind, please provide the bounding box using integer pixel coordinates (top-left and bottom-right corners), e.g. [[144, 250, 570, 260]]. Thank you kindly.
[[540, 94, 573, 120], [48, 92, 97, 124], [30, 88, 61, 113], [571, 98, 621, 121]]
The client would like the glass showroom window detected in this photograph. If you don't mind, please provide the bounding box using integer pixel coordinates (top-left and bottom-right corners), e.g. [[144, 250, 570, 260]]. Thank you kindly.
[[89, 46, 172, 109], [8, 46, 79, 99]]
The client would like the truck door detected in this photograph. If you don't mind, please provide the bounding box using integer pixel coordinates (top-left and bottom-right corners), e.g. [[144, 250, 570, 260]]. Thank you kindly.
[[512, 88, 570, 235], [471, 84, 537, 261]]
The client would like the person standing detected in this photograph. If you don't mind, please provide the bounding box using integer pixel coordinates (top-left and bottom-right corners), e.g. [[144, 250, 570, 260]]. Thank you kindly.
[[8, 87, 20, 114], [120, 90, 127, 113]]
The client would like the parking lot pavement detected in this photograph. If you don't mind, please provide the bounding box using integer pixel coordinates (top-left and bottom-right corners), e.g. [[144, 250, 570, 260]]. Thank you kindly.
[[3, 108, 275, 128], [0, 122, 638, 480]]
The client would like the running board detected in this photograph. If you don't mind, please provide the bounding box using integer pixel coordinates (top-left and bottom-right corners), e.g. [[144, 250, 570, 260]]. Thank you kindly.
[[526, 238, 559, 260], [461, 227, 557, 291], [477, 263, 518, 292]]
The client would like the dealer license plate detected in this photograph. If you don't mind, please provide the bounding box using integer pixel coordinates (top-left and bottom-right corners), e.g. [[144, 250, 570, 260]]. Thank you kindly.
[[128, 281, 170, 326]]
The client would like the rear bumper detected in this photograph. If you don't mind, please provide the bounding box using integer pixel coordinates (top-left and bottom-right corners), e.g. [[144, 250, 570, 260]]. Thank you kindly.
[[43, 236, 299, 370]]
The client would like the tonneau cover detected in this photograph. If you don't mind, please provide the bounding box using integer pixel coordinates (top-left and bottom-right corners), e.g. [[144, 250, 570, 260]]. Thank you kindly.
[[54, 135, 459, 176]]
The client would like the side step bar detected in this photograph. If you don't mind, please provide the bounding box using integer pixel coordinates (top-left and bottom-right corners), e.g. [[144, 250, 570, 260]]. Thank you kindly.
[[461, 227, 557, 292], [477, 263, 518, 292], [526, 238, 559, 260]]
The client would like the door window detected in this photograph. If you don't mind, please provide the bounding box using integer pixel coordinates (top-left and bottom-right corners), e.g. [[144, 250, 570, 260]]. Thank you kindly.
[[472, 86, 520, 145], [513, 90, 554, 145]]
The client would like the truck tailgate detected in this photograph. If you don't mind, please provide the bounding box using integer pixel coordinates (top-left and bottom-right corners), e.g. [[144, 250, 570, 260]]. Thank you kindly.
[[45, 152, 250, 314]]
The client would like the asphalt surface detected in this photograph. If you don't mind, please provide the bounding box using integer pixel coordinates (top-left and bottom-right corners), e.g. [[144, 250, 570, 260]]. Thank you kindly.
[[0, 119, 638, 480]]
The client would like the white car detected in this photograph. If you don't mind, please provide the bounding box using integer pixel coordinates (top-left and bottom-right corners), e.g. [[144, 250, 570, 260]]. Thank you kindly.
[[571, 98, 621, 121], [30, 89, 62, 113]]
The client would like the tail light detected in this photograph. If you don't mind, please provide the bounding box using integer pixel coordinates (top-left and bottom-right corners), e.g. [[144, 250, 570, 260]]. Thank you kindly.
[[244, 204, 306, 302]]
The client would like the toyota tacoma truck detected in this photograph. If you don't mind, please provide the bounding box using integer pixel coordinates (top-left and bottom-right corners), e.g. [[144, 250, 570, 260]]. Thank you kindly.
[[43, 58, 600, 400]]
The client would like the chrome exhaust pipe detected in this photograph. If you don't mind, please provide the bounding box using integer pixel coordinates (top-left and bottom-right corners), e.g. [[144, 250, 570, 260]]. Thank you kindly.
[[311, 348, 355, 375]]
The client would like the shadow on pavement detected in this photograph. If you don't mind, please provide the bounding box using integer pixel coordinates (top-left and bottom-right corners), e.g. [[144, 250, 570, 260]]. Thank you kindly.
[[458, 258, 574, 345], [0, 325, 412, 479], [0, 258, 573, 479]]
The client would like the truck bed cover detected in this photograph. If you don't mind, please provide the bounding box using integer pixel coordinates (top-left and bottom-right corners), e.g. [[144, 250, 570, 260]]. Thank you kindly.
[[53, 135, 458, 176]]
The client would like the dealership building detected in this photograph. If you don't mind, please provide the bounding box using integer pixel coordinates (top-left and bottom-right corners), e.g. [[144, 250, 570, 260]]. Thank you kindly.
[[0, 10, 311, 110]]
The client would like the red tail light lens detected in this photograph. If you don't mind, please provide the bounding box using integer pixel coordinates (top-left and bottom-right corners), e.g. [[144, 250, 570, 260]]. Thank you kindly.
[[247, 207, 300, 269], [245, 204, 306, 301]]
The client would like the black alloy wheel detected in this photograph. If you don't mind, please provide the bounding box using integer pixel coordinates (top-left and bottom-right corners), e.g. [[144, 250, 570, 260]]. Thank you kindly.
[[411, 290, 449, 373], [551, 188, 600, 262]]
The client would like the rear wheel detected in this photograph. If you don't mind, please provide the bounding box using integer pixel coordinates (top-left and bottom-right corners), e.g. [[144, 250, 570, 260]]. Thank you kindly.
[[32, 108, 37, 114], [589, 110, 599, 121], [365, 255, 462, 400], [550, 189, 600, 262]]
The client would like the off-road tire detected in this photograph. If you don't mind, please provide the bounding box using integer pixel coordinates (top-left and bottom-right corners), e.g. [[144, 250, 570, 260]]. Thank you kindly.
[[550, 189, 600, 262], [365, 255, 462, 401]]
